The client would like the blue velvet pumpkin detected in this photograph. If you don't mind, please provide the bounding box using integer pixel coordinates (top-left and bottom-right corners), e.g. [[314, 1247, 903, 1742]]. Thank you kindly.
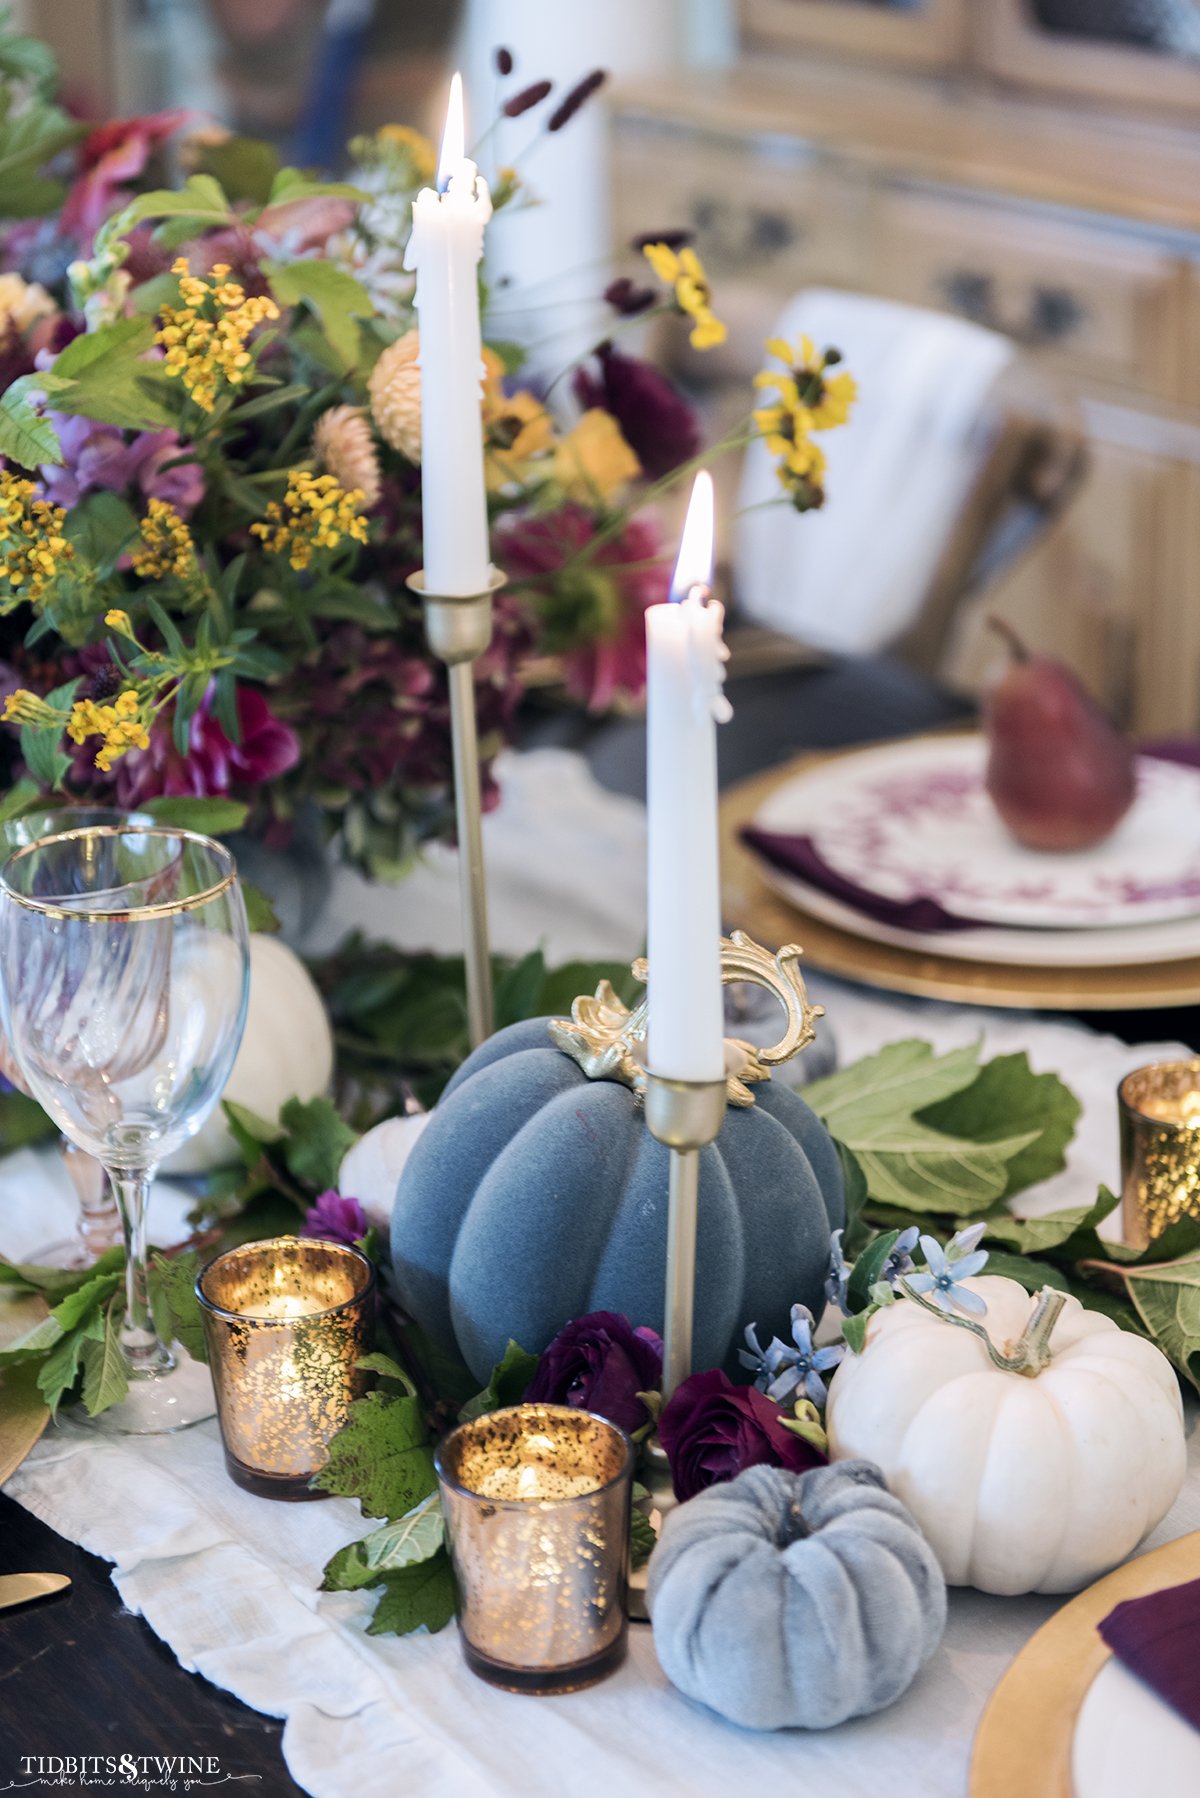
[[390, 1017, 844, 1384]]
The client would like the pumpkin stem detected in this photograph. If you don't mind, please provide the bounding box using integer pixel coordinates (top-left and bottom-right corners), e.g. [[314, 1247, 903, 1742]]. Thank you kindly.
[[896, 1280, 1067, 1376]]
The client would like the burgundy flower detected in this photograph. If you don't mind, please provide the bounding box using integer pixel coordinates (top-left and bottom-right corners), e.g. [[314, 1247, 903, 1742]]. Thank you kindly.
[[301, 1190, 369, 1248], [573, 342, 701, 481], [603, 277, 656, 319], [115, 685, 300, 807], [547, 70, 607, 132], [500, 503, 668, 711], [503, 80, 553, 119], [658, 1368, 827, 1503], [61, 110, 194, 250], [525, 1311, 662, 1436]]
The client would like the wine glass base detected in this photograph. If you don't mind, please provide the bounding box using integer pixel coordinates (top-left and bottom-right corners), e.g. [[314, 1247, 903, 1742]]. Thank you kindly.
[[27, 1236, 101, 1272], [71, 1347, 216, 1436]]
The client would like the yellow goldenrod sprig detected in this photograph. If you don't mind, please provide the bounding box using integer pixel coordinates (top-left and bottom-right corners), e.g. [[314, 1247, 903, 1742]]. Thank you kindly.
[[250, 471, 369, 571], [130, 498, 195, 581], [156, 258, 280, 414], [642, 242, 726, 351], [66, 689, 151, 773], [0, 470, 74, 605]]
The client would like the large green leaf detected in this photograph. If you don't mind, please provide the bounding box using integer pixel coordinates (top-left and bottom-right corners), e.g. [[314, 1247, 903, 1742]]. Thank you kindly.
[[49, 318, 175, 430], [367, 1550, 457, 1637], [0, 372, 66, 468], [983, 1188, 1122, 1258], [116, 174, 232, 237], [359, 1493, 445, 1573], [265, 260, 373, 369], [0, 93, 81, 217], [921, 1052, 1081, 1198], [1123, 1254, 1200, 1394], [280, 1095, 358, 1192], [79, 1310, 129, 1415], [309, 1390, 437, 1520], [458, 1339, 539, 1423]]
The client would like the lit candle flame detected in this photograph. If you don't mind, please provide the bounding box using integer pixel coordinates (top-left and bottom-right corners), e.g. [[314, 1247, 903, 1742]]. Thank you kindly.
[[437, 71, 466, 191], [670, 470, 714, 602]]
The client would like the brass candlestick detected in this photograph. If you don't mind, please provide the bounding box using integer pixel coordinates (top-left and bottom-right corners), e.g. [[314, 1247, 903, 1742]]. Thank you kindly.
[[643, 1072, 728, 1401], [408, 569, 507, 1049]]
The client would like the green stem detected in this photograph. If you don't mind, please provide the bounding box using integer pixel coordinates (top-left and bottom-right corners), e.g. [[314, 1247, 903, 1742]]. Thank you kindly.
[[897, 1279, 1067, 1377]]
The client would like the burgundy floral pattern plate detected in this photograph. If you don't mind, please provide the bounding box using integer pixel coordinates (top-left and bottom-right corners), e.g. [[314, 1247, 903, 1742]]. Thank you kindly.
[[752, 735, 1200, 930]]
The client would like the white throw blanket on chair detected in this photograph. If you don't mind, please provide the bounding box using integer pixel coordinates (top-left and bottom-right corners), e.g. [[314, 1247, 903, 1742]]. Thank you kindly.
[[734, 288, 1015, 654]]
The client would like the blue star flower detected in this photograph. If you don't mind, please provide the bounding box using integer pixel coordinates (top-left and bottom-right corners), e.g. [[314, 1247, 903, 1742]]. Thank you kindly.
[[905, 1232, 989, 1316], [738, 1303, 845, 1408], [882, 1225, 919, 1285]]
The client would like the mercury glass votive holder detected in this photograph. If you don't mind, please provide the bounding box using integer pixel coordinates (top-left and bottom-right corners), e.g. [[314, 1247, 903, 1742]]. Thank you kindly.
[[435, 1403, 634, 1695], [1119, 1060, 1200, 1251], [196, 1236, 375, 1499]]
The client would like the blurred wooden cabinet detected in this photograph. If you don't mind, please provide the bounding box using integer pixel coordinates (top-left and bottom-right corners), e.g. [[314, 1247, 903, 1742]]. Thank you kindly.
[[610, 55, 1200, 731]]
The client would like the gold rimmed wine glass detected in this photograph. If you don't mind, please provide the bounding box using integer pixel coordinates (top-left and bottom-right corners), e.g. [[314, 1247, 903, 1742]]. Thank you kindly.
[[0, 825, 250, 1434]]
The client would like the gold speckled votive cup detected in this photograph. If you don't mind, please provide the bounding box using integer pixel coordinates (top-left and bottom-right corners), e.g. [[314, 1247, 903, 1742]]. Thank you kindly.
[[196, 1236, 375, 1499], [435, 1404, 634, 1695], [1119, 1060, 1200, 1252]]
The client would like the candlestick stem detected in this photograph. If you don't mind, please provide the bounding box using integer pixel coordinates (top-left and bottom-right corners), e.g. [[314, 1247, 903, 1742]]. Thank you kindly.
[[663, 1146, 699, 1399], [408, 570, 507, 1049]]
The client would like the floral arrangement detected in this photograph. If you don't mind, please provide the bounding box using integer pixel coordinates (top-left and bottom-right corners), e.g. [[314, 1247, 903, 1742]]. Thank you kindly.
[[0, 23, 857, 873]]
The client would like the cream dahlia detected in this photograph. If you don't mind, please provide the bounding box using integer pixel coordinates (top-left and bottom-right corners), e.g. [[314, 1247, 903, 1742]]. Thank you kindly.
[[311, 404, 381, 508], [368, 330, 422, 461]]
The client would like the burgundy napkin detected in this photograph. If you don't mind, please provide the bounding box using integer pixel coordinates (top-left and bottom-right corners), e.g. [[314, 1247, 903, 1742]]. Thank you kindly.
[[1098, 1575, 1200, 1733], [741, 740, 1200, 937]]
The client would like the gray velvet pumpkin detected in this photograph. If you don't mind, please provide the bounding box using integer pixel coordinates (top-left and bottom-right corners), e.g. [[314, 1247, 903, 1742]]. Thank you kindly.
[[389, 1016, 844, 1383], [647, 1461, 947, 1731]]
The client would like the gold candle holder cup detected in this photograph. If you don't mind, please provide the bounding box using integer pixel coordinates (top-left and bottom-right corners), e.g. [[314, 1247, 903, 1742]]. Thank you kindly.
[[435, 1403, 634, 1695], [196, 1236, 375, 1499], [1119, 1059, 1200, 1251]]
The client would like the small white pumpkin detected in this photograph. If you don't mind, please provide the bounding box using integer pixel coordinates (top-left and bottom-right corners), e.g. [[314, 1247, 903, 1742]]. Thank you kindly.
[[165, 936, 334, 1175], [826, 1275, 1186, 1596]]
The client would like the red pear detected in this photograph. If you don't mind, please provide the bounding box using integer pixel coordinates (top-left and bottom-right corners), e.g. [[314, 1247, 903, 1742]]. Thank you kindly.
[[983, 620, 1135, 852]]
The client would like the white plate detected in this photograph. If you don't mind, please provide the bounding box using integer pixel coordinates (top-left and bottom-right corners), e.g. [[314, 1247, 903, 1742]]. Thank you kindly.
[[1072, 1656, 1200, 1797], [752, 735, 1200, 930], [758, 865, 1200, 967]]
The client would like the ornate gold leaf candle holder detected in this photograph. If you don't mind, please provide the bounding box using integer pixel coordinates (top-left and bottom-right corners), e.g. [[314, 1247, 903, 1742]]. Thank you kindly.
[[435, 1403, 634, 1694], [196, 1237, 374, 1499], [1119, 1060, 1200, 1251]]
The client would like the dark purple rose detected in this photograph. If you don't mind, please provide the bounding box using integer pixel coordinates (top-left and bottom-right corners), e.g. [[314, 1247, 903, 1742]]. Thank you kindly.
[[525, 1311, 663, 1436], [301, 1190, 369, 1247], [658, 1368, 827, 1502], [573, 342, 701, 480]]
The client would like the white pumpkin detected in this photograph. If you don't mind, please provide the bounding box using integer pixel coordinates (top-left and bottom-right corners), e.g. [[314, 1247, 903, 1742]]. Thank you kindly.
[[826, 1275, 1186, 1596], [165, 935, 334, 1175], [338, 1113, 430, 1232]]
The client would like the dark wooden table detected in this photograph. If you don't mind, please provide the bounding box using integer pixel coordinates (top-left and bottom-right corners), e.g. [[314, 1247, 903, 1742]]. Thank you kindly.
[[0, 652, 1190, 1791]]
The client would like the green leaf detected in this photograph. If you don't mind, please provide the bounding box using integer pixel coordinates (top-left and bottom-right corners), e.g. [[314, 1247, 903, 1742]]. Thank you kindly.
[[808, 1041, 1041, 1215], [0, 1311, 62, 1363], [0, 25, 59, 95], [50, 1269, 123, 1335], [983, 1187, 1122, 1258], [0, 1246, 123, 1302], [630, 1506, 657, 1570], [242, 882, 281, 935], [0, 777, 42, 825], [64, 491, 139, 576], [280, 1095, 358, 1193], [485, 339, 528, 376], [194, 135, 281, 206], [79, 1309, 129, 1415], [149, 1252, 207, 1363], [0, 1088, 56, 1151], [37, 1309, 105, 1415], [838, 1143, 872, 1258], [1122, 1254, 1200, 1393], [264, 260, 373, 369], [458, 1339, 539, 1423], [356, 1352, 417, 1397], [266, 169, 369, 208], [0, 96, 82, 218], [537, 959, 640, 1020], [920, 1052, 1081, 1198], [366, 1548, 457, 1637], [493, 950, 546, 1031], [223, 1098, 285, 1152], [0, 372, 64, 468], [841, 1306, 877, 1355], [309, 1390, 437, 1519], [142, 796, 249, 834], [48, 318, 175, 430], [117, 174, 232, 236], [360, 1493, 445, 1573], [976, 1250, 1070, 1294], [845, 1230, 900, 1315]]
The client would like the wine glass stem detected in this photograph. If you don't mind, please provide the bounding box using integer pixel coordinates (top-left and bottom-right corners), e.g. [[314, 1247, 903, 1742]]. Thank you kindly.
[[110, 1169, 173, 1377]]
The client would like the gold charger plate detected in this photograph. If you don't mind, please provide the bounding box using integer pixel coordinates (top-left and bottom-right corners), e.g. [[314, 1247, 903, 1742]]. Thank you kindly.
[[720, 746, 1200, 1011], [970, 1529, 1200, 1797], [0, 1287, 50, 1485]]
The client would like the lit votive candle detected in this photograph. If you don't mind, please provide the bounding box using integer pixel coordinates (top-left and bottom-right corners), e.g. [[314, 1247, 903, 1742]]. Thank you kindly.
[[1119, 1060, 1200, 1250], [196, 1236, 375, 1499], [435, 1404, 634, 1694]]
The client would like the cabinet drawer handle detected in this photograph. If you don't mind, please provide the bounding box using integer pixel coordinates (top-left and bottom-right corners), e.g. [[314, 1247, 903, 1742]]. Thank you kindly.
[[940, 271, 1087, 347]]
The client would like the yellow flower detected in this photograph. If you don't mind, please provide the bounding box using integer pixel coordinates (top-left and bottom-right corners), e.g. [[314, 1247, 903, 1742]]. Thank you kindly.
[[552, 409, 640, 503], [104, 608, 135, 637], [156, 259, 279, 413], [67, 690, 150, 773], [250, 471, 369, 571], [368, 330, 423, 460], [131, 499, 194, 581], [642, 242, 727, 351], [482, 348, 556, 488], [375, 124, 438, 185], [2, 688, 60, 728], [0, 471, 74, 604], [754, 335, 857, 432]]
